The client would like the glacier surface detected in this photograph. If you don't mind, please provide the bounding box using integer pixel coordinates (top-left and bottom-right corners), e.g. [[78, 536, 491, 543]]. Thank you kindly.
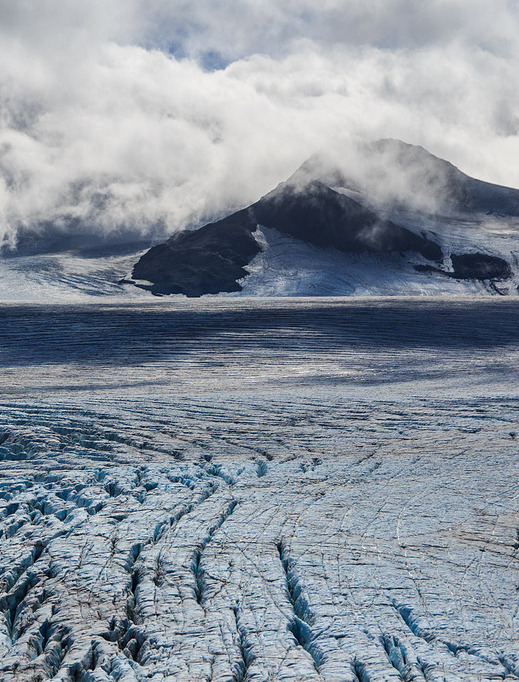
[[0, 298, 518, 681]]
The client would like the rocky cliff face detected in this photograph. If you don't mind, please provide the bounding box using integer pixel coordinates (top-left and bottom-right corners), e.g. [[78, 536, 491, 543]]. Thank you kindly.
[[131, 210, 260, 296]]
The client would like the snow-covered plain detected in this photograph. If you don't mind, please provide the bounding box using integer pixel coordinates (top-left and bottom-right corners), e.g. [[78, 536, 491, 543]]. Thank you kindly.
[[1, 298, 519, 681]]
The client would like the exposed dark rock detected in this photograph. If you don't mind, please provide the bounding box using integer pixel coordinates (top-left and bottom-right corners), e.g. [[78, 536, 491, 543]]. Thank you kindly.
[[131, 209, 260, 297], [366, 138, 473, 210], [415, 253, 512, 281], [365, 139, 519, 216], [297, 140, 519, 217], [450, 253, 512, 280]]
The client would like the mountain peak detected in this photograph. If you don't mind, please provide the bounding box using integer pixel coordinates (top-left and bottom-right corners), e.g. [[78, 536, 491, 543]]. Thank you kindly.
[[128, 139, 519, 297]]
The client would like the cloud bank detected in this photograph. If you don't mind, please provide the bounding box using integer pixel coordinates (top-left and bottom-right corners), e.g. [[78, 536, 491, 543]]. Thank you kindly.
[[1, 0, 519, 249]]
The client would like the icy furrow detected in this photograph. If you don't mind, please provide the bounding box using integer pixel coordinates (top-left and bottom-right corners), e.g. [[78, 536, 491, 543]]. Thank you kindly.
[[0, 409, 519, 680]]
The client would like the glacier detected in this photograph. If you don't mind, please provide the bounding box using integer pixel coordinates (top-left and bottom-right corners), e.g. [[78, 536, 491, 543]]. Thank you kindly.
[[0, 298, 519, 680]]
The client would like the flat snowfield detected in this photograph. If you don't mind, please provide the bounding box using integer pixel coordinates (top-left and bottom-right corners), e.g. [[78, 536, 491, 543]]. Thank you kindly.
[[1, 297, 519, 681]]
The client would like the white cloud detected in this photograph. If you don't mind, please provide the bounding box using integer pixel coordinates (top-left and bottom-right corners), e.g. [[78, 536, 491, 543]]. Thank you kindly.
[[132, 0, 519, 60], [0, 0, 518, 248]]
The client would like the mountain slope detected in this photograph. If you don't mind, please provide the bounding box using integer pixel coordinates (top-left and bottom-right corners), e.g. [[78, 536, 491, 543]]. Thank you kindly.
[[252, 179, 441, 260], [131, 209, 260, 297], [312, 138, 519, 217]]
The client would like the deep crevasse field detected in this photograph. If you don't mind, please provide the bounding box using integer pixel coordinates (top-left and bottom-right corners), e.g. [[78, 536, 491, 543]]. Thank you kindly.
[[1, 298, 519, 681]]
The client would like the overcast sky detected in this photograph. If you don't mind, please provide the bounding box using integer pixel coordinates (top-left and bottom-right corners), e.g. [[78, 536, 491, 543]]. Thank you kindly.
[[1, 0, 518, 245]]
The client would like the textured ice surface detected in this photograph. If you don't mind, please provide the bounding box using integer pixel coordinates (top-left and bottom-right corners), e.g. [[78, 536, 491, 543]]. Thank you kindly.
[[0, 251, 151, 302], [236, 227, 485, 297], [0, 298, 519, 680], [234, 202, 519, 298]]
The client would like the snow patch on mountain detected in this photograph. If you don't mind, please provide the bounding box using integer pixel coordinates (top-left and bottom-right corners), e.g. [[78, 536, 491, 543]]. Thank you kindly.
[[231, 226, 486, 297]]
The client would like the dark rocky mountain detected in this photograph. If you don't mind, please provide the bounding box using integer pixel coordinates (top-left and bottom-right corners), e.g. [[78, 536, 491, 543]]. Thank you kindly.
[[131, 172, 442, 297], [129, 140, 519, 297], [252, 180, 441, 260], [131, 210, 260, 297]]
